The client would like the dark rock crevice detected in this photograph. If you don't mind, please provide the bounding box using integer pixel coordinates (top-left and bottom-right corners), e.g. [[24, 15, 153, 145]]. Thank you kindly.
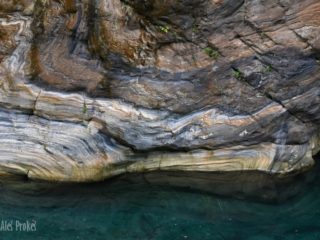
[[0, 0, 319, 181]]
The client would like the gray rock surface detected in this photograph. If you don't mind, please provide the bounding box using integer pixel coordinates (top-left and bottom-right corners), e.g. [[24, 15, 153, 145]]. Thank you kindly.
[[0, 0, 319, 181]]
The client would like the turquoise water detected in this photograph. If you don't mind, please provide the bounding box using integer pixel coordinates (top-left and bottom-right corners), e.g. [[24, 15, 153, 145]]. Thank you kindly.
[[0, 159, 319, 239]]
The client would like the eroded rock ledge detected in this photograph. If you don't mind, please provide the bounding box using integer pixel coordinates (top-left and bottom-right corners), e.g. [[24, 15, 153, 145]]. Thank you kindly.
[[0, 0, 319, 181]]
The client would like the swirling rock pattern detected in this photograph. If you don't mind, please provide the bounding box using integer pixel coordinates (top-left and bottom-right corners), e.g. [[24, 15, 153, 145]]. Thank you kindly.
[[0, 0, 319, 181]]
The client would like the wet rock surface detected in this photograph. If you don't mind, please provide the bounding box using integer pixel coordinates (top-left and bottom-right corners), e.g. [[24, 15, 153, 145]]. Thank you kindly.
[[0, 0, 319, 181]]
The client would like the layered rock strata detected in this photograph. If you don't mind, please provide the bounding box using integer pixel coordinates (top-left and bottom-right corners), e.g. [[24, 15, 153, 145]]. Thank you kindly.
[[0, 0, 319, 181]]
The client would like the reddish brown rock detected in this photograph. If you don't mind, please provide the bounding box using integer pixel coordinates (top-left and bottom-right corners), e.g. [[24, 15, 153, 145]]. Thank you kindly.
[[0, 0, 318, 181]]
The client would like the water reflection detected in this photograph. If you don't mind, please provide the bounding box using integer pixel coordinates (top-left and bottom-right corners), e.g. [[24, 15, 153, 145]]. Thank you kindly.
[[0, 156, 318, 239]]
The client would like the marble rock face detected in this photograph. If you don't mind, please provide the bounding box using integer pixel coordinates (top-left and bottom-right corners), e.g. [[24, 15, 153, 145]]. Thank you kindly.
[[0, 0, 319, 181]]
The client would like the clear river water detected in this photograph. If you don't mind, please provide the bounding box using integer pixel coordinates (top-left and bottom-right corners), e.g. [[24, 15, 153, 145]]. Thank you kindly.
[[0, 156, 319, 240]]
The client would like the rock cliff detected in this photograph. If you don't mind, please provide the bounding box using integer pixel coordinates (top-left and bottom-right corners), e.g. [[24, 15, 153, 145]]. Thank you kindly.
[[0, 0, 319, 181]]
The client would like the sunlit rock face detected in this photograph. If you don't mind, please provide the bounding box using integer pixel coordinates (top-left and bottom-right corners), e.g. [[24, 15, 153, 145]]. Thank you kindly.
[[0, 0, 319, 181]]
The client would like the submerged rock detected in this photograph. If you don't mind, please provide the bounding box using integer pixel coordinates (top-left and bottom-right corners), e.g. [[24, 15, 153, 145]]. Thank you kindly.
[[0, 0, 319, 181]]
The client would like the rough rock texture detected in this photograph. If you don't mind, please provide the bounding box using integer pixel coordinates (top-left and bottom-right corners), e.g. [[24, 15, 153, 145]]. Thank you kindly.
[[0, 0, 319, 181]]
